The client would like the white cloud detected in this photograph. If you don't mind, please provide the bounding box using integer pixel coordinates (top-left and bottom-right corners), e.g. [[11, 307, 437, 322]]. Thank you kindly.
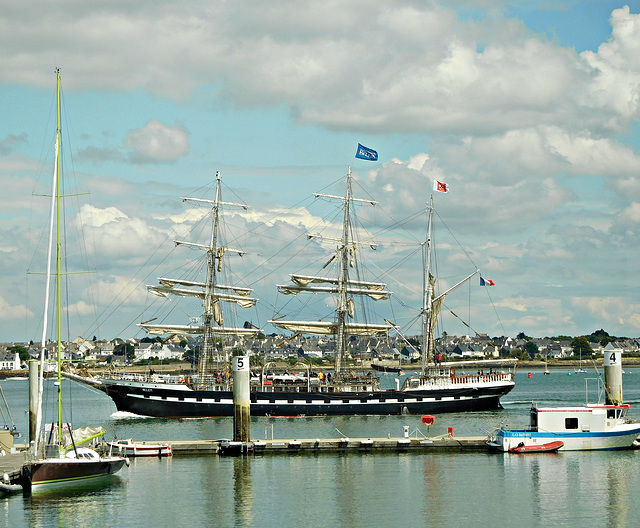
[[2, 2, 640, 340], [620, 202, 640, 223], [0, 2, 636, 136], [572, 296, 640, 334], [73, 204, 169, 266], [0, 295, 32, 321], [124, 120, 189, 163]]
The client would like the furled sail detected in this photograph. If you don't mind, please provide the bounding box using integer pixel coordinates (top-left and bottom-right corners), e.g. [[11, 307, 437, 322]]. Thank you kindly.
[[278, 273, 390, 300], [270, 320, 392, 336], [157, 277, 252, 296], [147, 283, 257, 308], [138, 322, 259, 336], [290, 274, 386, 291]]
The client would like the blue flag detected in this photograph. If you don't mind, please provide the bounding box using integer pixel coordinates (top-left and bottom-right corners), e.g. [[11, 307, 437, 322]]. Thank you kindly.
[[355, 143, 378, 161]]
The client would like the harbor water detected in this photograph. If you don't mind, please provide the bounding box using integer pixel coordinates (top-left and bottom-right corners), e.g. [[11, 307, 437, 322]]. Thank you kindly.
[[2, 368, 640, 527]]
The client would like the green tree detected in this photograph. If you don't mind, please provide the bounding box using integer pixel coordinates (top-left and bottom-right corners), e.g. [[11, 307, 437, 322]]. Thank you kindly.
[[523, 341, 538, 359], [113, 342, 135, 362], [9, 344, 30, 362], [571, 336, 593, 357]]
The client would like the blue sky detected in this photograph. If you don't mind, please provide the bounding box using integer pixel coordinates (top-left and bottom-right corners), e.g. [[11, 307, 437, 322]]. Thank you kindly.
[[2, 1, 640, 344]]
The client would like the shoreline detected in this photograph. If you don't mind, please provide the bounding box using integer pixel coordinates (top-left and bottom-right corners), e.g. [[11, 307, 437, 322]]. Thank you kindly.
[[2, 357, 640, 380]]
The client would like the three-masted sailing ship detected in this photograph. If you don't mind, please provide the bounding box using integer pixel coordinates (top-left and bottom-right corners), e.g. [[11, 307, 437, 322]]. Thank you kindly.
[[74, 167, 516, 418]]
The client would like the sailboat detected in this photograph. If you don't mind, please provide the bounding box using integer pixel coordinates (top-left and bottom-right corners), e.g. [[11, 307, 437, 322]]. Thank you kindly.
[[72, 167, 516, 417], [544, 352, 550, 375], [20, 70, 126, 489], [574, 349, 587, 373]]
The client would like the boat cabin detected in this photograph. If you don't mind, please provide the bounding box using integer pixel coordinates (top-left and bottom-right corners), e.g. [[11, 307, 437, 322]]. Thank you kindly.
[[531, 404, 630, 433]]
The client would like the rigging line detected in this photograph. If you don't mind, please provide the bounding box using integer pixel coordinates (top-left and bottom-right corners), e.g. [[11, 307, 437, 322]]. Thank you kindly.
[[371, 208, 426, 244], [243, 199, 346, 286], [481, 283, 507, 337], [87, 224, 181, 337], [433, 208, 479, 270], [448, 309, 480, 336], [0, 383, 14, 427]]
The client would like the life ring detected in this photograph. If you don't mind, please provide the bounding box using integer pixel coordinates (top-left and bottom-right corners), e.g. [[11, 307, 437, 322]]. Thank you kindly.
[[421, 415, 435, 427], [177, 375, 185, 383]]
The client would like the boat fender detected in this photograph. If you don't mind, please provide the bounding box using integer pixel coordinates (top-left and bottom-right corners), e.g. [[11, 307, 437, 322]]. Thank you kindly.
[[421, 415, 435, 427]]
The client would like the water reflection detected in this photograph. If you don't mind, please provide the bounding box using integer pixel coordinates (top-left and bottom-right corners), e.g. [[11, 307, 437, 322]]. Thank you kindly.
[[24, 476, 126, 527], [233, 457, 253, 527]]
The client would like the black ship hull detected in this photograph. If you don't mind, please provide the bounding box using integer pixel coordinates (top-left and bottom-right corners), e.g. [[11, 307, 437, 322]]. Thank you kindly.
[[97, 380, 514, 418]]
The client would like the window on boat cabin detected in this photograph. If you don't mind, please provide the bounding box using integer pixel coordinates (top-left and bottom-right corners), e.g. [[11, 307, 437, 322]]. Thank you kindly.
[[607, 408, 624, 419], [565, 417, 579, 430]]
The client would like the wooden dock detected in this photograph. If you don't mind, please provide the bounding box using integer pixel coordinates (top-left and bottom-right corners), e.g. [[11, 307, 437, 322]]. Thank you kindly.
[[0, 451, 25, 488], [163, 435, 489, 455], [0, 435, 487, 488]]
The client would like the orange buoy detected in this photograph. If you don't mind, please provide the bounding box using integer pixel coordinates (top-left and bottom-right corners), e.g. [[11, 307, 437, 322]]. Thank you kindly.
[[421, 414, 435, 427], [528, 372, 532, 378]]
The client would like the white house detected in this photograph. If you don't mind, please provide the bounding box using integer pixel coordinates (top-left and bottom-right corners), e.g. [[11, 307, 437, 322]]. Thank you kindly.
[[0, 352, 20, 370], [134, 343, 185, 362]]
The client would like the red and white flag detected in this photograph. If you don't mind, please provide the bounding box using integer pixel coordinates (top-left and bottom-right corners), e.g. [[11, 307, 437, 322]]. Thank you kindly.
[[433, 180, 449, 193]]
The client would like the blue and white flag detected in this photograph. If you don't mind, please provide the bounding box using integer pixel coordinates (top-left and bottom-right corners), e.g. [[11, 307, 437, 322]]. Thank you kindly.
[[355, 143, 378, 161]]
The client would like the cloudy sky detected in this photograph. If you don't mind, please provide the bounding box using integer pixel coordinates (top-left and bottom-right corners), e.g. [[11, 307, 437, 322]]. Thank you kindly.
[[2, 1, 640, 344]]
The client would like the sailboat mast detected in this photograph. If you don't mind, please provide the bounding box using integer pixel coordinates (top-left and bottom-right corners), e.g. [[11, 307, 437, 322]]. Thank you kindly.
[[54, 68, 63, 447], [421, 196, 434, 373], [199, 171, 222, 384], [35, 71, 61, 452], [335, 167, 353, 375]]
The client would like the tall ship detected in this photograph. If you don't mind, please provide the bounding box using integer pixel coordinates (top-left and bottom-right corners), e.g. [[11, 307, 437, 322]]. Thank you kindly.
[[71, 168, 516, 418]]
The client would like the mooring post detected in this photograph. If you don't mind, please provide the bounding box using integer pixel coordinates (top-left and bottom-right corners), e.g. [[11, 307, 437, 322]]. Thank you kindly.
[[28, 360, 39, 447], [604, 350, 623, 405], [233, 355, 250, 444]]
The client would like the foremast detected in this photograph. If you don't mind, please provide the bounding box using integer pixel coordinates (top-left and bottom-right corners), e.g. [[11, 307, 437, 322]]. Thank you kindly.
[[139, 172, 260, 387], [269, 167, 393, 379]]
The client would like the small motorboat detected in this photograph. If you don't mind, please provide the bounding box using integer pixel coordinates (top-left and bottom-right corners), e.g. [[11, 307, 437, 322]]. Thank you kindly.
[[0, 474, 23, 495], [108, 439, 173, 457], [489, 351, 640, 452], [508, 440, 564, 453]]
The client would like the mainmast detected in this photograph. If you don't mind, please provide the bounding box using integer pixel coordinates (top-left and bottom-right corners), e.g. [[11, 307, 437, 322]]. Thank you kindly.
[[270, 167, 394, 378], [35, 69, 61, 451], [55, 68, 63, 446], [334, 167, 354, 375]]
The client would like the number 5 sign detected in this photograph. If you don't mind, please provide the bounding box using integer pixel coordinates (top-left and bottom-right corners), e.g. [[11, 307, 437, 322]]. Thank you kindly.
[[233, 356, 249, 371]]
